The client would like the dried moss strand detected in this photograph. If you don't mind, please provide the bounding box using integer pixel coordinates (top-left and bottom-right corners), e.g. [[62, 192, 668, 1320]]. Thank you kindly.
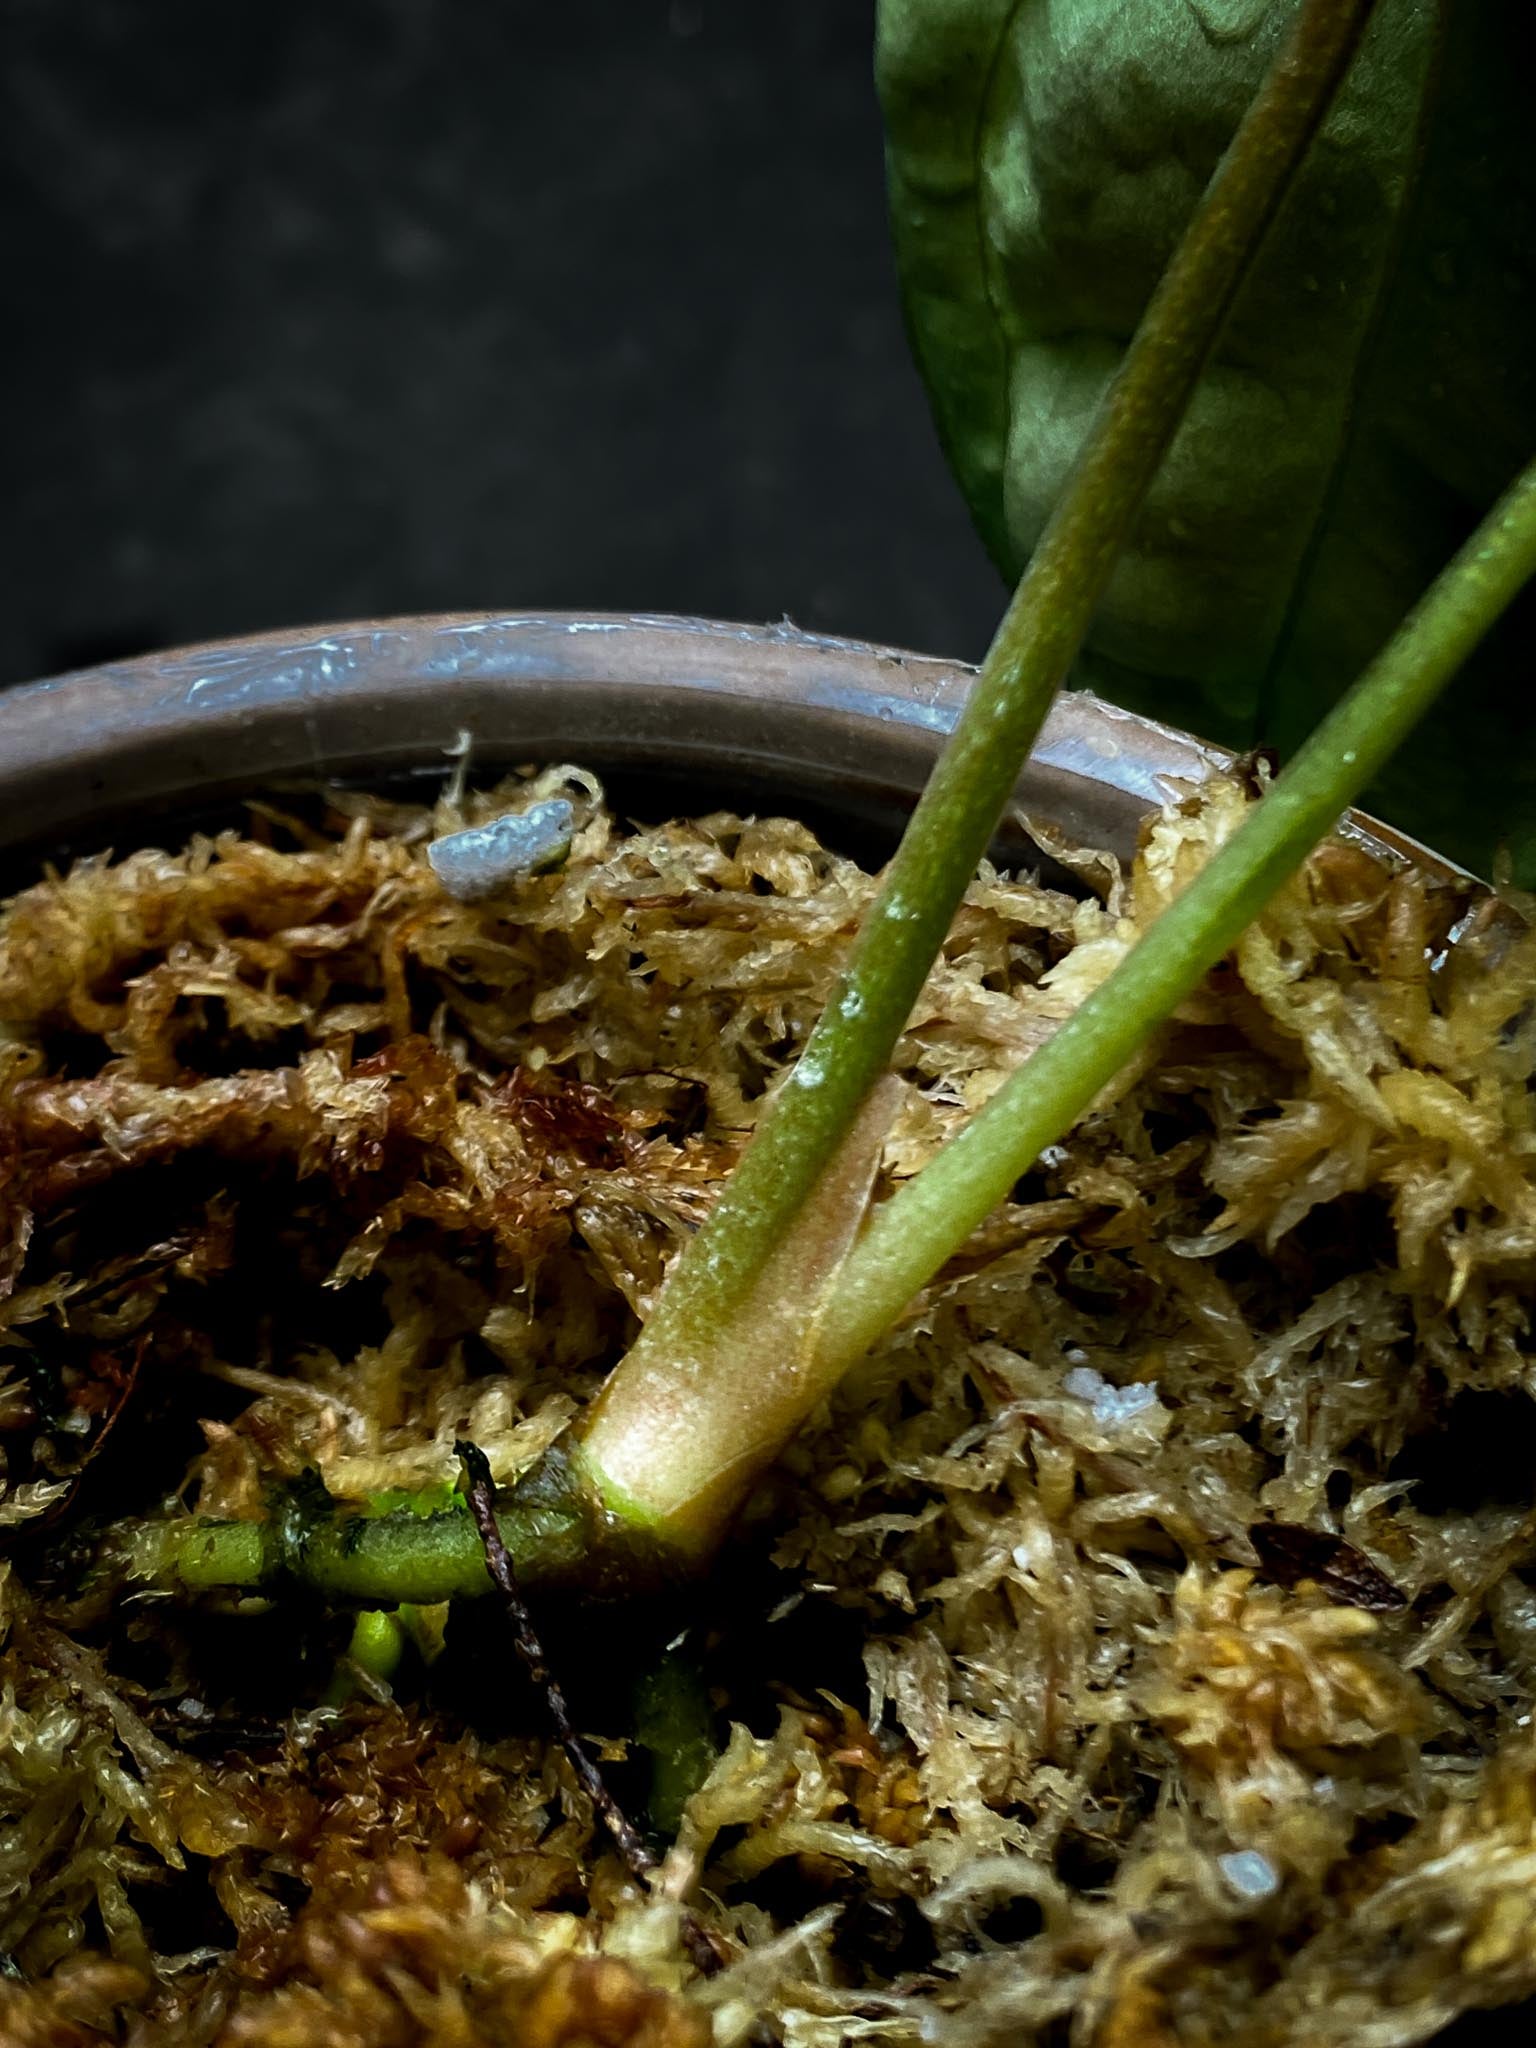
[[457, 1443, 655, 1877], [457, 1444, 723, 1980], [617, 0, 1379, 1374], [821, 452, 1536, 1372]]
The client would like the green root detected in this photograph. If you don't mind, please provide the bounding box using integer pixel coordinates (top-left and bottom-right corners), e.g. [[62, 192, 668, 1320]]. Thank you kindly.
[[142, 1451, 608, 1605], [346, 1608, 407, 1684], [634, 1646, 719, 1838], [324, 1607, 408, 1705]]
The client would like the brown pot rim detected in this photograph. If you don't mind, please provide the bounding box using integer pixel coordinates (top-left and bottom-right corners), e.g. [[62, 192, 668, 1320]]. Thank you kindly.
[[0, 610, 1466, 884]]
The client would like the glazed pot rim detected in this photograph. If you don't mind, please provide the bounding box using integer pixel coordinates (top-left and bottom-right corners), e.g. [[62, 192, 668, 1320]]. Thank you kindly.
[[0, 609, 1469, 886]]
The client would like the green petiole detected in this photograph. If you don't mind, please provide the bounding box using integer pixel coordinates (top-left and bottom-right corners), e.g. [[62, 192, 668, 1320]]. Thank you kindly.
[[814, 452, 1536, 1374], [609, 0, 1379, 1388]]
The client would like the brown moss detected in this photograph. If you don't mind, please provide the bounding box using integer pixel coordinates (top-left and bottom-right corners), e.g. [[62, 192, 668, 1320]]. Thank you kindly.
[[2, 767, 1535, 2044], [216, 1857, 708, 2048]]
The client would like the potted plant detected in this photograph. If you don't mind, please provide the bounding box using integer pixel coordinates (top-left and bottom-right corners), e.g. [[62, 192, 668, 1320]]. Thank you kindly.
[[2, 4, 1534, 2043]]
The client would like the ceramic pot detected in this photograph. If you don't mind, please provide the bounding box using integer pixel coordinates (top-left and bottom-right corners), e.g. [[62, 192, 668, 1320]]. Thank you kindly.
[[0, 613, 1460, 883]]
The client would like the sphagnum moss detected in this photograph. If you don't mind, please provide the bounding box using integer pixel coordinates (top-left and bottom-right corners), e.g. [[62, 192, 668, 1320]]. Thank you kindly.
[[6, 0, 1536, 2038], [4, 765, 1536, 2044]]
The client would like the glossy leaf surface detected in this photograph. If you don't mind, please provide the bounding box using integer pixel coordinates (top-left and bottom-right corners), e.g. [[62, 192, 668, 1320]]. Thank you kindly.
[[878, 0, 1535, 875]]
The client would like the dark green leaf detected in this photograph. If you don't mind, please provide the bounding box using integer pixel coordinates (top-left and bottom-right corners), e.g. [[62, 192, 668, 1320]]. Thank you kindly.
[[878, 0, 1536, 877]]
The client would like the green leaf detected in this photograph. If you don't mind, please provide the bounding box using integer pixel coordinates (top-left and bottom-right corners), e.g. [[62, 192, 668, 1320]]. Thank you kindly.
[[878, 0, 1536, 879]]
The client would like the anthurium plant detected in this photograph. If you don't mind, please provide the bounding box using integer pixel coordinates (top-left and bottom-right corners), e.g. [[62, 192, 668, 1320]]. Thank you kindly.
[[157, 0, 1536, 1610]]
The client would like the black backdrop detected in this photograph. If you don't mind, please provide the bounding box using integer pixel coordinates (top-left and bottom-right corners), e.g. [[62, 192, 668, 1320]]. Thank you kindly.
[[0, 0, 1003, 689]]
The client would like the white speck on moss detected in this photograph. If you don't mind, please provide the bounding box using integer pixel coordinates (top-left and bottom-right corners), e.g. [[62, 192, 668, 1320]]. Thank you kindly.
[[1063, 1365, 1160, 1427], [1011, 1528, 1054, 1576], [1219, 1849, 1280, 1900]]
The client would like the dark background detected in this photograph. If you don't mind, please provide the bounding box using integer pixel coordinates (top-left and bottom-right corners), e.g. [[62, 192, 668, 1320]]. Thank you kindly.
[[0, 0, 1003, 691]]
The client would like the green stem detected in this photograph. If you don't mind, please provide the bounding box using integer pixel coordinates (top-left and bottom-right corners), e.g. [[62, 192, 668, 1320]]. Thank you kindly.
[[154, 1455, 599, 1604], [165, 1507, 519, 1602], [614, 0, 1378, 1378], [814, 454, 1536, 1373]]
